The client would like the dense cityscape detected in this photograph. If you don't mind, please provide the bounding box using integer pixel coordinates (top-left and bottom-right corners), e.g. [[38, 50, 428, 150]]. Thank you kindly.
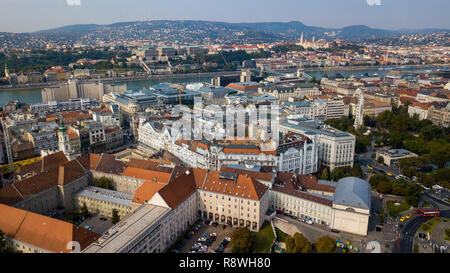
[[0, 1, 449, 268]]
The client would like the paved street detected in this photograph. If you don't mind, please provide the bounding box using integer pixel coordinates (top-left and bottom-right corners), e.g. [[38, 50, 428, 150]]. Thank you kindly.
[[273, 214, 390, 253], [393, 192, 450, 253]]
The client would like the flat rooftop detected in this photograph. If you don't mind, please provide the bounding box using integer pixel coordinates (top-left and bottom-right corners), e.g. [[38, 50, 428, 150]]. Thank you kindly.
[[75, 186, 133, 207], [280, 119, 353, 138], [83, 204, 170, 253]]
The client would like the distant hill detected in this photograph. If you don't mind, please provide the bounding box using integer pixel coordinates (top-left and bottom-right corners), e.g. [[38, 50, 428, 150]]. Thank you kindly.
[[36, 24, 102, 34], [0, 20, 439, 48]]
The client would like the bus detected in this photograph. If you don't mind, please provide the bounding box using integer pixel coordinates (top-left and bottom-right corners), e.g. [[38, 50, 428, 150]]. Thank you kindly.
[[414, 209, 441, 217]]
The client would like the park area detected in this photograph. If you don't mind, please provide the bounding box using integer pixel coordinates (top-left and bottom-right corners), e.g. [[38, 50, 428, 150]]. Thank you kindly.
[[252, 221, 275, 253], [386, 200, 410, 218], [420, 217, 448, 234]]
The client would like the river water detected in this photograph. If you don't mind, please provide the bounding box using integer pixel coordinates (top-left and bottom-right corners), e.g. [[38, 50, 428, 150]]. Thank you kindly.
[[0, 67, 403, 107]]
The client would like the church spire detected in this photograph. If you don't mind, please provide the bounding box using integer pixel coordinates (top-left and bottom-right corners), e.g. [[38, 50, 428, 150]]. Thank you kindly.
[[59, 115, 67, 132]]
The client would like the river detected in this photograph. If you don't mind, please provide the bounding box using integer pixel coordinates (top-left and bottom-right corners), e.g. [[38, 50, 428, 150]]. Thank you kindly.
[[0, 66, 427, 107]]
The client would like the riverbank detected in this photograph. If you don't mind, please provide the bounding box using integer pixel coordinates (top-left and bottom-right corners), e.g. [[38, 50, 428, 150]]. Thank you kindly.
[[1, 63, 447, 92], [0, 71, 240, 92]]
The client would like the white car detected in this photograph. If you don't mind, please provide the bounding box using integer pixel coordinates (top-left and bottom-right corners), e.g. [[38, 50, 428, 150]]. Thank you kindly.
[[306, 220, 313, 225], [224, 237, 231, 242]]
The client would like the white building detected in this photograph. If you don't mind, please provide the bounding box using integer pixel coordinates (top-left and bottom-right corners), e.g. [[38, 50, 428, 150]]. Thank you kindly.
[[277, 133, 319, 174], [280, 119, 355, 171]]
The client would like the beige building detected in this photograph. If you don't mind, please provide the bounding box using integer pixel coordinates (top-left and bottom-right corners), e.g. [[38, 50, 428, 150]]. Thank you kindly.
[[74, 186, 133, 219], [376, 149, 418, 167], [196, 170, 270, 231]]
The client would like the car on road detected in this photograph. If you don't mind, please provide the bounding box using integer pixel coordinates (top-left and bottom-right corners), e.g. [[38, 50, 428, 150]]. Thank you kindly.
[[330, 229, 340, 233], [400, 217, 405, 222], [306, 220, 313, 225], [405, 214, 412, 219]]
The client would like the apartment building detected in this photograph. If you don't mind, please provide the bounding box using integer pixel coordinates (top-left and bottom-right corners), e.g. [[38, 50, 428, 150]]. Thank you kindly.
[[137, 120, 278, 171], [277, 133, 319, 174], [280, 119, 355, 171], [258, 82, 321, 102]]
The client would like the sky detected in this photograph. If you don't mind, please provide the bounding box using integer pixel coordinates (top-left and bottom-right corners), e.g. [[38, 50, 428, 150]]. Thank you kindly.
[[0, 0, 449, 33]]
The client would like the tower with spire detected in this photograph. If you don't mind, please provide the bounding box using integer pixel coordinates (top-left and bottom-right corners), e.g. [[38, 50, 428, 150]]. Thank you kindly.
[[354, 89, 365, 129], [58, 116, 73, 156]]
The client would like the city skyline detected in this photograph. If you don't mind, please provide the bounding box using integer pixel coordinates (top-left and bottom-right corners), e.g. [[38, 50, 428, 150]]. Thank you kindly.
[[0, 0, 449, 33]]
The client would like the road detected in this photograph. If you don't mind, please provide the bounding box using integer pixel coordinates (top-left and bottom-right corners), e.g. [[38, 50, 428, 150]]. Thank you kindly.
[[392, 192, 450, 253]]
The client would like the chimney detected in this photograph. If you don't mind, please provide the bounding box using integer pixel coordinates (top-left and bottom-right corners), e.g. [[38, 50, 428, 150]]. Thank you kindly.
[[58, 165, 65, 186]]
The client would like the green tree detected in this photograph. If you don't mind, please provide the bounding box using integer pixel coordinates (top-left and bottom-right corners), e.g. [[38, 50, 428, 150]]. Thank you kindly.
[[293, 232, 312, 253], [112, 209, 120, 224], [94, 177, 114, 190], [352, 164, 363, 178], [314, 236, 336, 253], [320, 168, 329, 180], [404, 184, 424, 207], [369, 174, 391, 188], [230, 227, 253, 253], [330, 166, 353, 181], [285, 235, 296, 253]]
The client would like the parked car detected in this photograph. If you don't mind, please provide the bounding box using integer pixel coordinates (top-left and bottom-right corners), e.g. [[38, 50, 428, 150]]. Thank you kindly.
[[331, 229, 340, 233]]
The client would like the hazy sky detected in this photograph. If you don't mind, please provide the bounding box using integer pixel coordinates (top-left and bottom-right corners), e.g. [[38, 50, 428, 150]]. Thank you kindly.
[[0, 0, 449, 33]]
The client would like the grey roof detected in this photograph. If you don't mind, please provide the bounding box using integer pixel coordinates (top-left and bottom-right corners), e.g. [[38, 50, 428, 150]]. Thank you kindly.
[[75, 186, 133, 207], [333, 177, 371, 210]]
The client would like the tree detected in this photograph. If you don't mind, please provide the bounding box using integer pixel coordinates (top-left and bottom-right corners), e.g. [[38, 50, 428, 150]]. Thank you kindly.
[[352, 164, 363, 178], [369, 174, 391, 188], [293, 232, 312, 253], [285, 235, 296, 253], [320, 168, 329, 180], [329, 166, 353, 181], [112, 209, 120, 224], [314, 236, 336, 253], [94, 177, 114, 190], [230, 227, 253, 253], [404, 184, 424, 207], [286, 233, 312, 253], [376, 181, 392, 194]]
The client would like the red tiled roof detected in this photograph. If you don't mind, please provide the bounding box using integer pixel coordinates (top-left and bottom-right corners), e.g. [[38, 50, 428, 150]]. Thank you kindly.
[[0, 204, 99, 253]]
